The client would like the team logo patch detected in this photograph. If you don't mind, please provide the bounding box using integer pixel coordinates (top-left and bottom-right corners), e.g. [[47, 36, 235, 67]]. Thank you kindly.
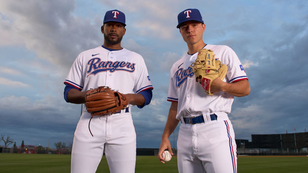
[[240, 64, 244, 71], [147, 76, 151, 81]]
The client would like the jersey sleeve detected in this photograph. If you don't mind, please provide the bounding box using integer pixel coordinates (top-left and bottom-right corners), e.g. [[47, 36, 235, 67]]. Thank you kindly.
[[134, 57, 153, 94], [64, 53, 85, 90], [167, 67, 178, 102], [223, 47, 248, 83]]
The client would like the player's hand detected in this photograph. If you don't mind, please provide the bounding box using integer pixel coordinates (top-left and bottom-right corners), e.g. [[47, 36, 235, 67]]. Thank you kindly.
[[158, 138, 173, 164], [209, 78, 226, 94]]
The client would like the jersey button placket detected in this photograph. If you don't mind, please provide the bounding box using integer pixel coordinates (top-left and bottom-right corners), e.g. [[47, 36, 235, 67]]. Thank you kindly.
[[109, 52, 112, 76], [106, 52, 112, 85]]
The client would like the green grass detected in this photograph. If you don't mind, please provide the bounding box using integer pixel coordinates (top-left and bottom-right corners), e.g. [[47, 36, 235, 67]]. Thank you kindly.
[[238, 156, 308, 173], [0, 153, 308, 173]]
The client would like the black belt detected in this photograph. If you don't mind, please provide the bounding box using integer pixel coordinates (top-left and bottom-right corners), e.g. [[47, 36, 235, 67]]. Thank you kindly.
[[183, 114, 217, 124]]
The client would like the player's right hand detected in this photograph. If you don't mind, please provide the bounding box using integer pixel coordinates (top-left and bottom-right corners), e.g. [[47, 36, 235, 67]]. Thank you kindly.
[[209, 77, 225, 94], [158, 138, 173, 164]]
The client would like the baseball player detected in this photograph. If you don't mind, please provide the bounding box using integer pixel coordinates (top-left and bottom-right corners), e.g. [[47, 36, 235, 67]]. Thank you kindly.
[[158, 8, 250, 173], [64, 9, 153, 173]]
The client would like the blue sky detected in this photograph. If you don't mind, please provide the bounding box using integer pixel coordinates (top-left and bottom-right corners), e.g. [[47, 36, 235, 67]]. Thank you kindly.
[[0, 0, 308, 149]]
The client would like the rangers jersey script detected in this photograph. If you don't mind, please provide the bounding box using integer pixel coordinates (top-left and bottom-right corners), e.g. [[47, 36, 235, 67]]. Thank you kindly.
[[167, 44, 248, 119], [65, 46, 153, 97]]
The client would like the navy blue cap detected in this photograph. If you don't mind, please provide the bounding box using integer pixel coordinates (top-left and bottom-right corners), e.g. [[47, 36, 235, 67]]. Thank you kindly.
[[103, 9, 126, 26], [177, 8, 204, 28]]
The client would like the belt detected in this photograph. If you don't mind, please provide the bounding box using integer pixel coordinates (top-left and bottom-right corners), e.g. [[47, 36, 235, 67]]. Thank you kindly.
[[182, 114, 217, 125], [116, 107, 129, 114]]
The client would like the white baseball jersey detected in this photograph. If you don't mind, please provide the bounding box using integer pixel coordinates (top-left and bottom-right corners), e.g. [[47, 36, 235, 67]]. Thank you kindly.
[[167, 44, 248, 119], [65, 46, 153, 96], [65, 46, 153, 173], [169, 44, 246, 173]]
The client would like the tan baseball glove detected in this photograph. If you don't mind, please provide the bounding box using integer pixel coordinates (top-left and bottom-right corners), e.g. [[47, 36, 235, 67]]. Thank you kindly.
[[85, 86, 128, 116], [191, 49, 228, 95]]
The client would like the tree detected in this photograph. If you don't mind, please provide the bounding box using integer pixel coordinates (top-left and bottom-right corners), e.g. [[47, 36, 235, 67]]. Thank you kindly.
[[37, 145, 44, 151], [1, 135, 14, 148], [21, 140, 24, 150], [54, 142, 67, 149], [61, 142, 67, 149], [54, 142, 67, 154], [54, 142, 62, 150]]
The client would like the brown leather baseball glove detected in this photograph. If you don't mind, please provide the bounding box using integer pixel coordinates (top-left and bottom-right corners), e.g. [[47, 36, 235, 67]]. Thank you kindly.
[[85, 86, 128, 116]]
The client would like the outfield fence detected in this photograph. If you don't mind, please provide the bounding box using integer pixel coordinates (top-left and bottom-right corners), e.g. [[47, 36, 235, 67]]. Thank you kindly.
[[237, 147, 308, 155]]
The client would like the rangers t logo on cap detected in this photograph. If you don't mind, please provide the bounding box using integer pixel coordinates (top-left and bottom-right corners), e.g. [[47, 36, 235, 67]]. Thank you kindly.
[[184, 10, 192, 18], [112, 11, 120, 18]]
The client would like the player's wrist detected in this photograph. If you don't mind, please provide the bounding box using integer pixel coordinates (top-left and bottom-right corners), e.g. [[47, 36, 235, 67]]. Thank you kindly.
[[219, 81, 228, 92], [161, 134, 171, 141]]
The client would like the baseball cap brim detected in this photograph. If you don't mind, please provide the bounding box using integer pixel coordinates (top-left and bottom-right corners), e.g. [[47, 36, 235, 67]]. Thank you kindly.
[[176, 20, 204, 28]]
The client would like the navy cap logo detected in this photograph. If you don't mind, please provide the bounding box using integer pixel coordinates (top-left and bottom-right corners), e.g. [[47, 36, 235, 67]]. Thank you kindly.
[[112, 11, 120, 18], [184, 10, 192, 18]]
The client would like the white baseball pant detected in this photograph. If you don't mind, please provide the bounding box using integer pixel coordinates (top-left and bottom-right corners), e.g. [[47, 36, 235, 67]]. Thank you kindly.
[[71, 111, 136, 173], [177, 113, 237, 173]]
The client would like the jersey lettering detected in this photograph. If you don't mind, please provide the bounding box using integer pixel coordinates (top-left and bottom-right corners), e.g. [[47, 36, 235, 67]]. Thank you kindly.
[[87, 58, 135, 75], [175, 66, 194, 87]]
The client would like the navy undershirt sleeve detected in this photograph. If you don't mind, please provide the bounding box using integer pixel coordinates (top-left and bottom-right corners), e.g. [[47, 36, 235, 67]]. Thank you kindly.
[[137, 89, 153, 109]]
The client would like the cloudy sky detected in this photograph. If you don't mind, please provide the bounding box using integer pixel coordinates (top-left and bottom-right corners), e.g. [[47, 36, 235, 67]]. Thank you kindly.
[[1, 0, 308, 149]]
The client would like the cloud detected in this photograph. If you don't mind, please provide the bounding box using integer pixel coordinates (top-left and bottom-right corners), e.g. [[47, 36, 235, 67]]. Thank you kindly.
[[0, 0, 102, 68], [0, 67, 22, 75], [0, 94, 80, 146], [150, 99, 161, 106], [1, 0, 308, 148], [0, 77, 29, 87], [159, 52, 182, 72], [115, 0, 179, 40], [0, 15, 24, 46], [242, 60, 257, 69]]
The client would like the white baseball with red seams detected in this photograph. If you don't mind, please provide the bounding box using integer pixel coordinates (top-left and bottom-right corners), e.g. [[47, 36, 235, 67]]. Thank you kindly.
[[162, 150, 172, 162]]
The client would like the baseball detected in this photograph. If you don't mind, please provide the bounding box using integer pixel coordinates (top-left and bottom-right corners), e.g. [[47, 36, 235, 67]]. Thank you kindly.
[[162, 150, 172, 162]]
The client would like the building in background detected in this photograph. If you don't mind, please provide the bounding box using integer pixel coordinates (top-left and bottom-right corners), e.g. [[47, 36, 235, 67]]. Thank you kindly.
[[237, 132, 308, 155]]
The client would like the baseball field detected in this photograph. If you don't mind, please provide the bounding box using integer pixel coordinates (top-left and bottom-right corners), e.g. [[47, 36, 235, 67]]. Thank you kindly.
[[0, 153, 307, 173]]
